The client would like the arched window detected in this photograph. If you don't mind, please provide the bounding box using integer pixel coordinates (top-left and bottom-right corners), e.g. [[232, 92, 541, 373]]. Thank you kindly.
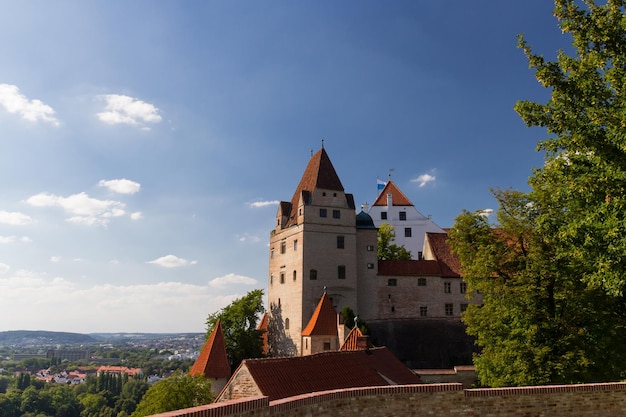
[[285, 318, 290, 329]]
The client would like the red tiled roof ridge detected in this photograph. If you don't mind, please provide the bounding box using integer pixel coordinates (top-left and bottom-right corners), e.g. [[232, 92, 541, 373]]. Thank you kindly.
[[425, 232, 461, 278], [372, 180, 414, 207], [190, 319, 231, 379], [301, 292, 339, 336]]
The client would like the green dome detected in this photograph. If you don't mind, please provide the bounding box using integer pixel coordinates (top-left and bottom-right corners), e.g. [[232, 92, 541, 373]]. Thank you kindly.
[[356, 211, 376, 229]]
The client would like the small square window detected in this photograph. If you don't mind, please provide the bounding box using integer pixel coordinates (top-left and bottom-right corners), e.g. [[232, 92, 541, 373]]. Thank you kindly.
[[381, 212, 387, 220], [404, 227, 412, 237], [367, 263, 374, 269], [420, 306, 428, 317], [418, 278, 427, 286], [388, 278, 397, 286], [444, 282, 451, 293], [338, 265, 346, 279], [367, 245, 374, 251], [399, 211, 406, 221], [333, 209, 341, 219], [323, 342, 331, 350], [445, 303, 454, 316], [320, 208, 327, 217], [337, 236, 344, 249]]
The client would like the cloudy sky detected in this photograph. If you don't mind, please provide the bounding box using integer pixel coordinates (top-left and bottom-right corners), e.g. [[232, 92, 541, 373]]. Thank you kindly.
[[1, 1, 565, 333]]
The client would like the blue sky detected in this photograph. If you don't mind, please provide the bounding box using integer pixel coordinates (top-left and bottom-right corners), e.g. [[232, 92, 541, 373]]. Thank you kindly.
[[0, 1, 566, 333]]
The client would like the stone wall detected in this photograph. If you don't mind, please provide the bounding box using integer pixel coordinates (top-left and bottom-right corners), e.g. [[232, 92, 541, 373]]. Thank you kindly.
[[149, 382, 626, 417]]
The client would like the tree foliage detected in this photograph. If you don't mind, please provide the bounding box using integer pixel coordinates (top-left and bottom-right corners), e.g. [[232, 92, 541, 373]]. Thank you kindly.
[[450, 0, 626, 386], [131, 372, 213, 417], [377, 223, 412, 260], [206, 289, 265, 371]]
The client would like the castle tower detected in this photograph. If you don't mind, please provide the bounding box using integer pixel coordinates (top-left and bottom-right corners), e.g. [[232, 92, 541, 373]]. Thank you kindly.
[[301, 291, 340, 355], [268, 147, 359, 356], [189, 319, 231, 395]]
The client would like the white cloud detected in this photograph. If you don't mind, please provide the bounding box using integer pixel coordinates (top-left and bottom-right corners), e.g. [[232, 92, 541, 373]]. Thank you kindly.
[[0, 236, 31, 244], [130, 212, 143, 220], [411, 172, 436, 188], [0, 271, 247, 332], [478, 208, 494, 217], [147, 255, 198, 268], [237, 233, 261, 243], [209, 273, 258, 288], [50, 256, 61, 263], [0, 84, 60, 126], [98, 179, 141, 195], [249, 200, 279, 208], [0, 263, 9, 274], [97, 94, 161, 128], [26, 192, 126, 226], [0, 211, 34, 226]]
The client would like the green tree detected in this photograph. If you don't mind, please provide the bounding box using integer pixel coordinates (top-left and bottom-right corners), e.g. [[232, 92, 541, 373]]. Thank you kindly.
[[130, 372, 213, 417], [515, 0, 626, 296], [377, 223, 412, 260], [341, 306, 369, 335], [450, 190, 626, 387], [205, 289, 265, 371]]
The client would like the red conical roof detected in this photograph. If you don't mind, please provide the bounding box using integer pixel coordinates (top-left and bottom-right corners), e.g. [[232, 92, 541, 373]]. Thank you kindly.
[[372, 180, 414, 206], [301, 292, 338, 337], [190, 319, 231, 379]]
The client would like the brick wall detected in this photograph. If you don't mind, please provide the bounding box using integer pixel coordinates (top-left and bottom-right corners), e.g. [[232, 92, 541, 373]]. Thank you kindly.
[[155, 382, 626, 417]]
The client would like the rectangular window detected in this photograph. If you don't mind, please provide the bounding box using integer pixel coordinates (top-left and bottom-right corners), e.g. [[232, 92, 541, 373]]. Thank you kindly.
[[404, 227, 412, 237], [417, 251, 423, 260], [460, 282, 468, 294], [320, 208, 327, 218], [399, 211, 406, 221], [387, 278, 397, 286], [418, 277, 427, 286], [445, 303, 454, 316], [367, 245, 374, 251], [381, 211, 387, 220], [293, 240, 298, 251], [323, 342, 331, 350], [337, 236, 344, 249], [280, 241, 286, 254], [420, 306, 428, 317], [461, 304, 469, 313], [333, 209, 341, 219], [338, 265, 346, 279], [280, 272, 285, 284], [271, 249, 274, 259], [444, 282, 451, 293], [367, 263, 374, 269], [310, 269, 317, 280], [270, 274, 273, 285], [293, 270, 297, 281]]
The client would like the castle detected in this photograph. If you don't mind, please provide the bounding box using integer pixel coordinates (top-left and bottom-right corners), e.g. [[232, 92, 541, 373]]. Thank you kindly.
[[267, 147, 481, 362]]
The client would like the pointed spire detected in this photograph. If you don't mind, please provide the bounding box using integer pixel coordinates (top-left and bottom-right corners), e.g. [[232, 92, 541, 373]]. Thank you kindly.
[[189, 319, 231, 379], [301, 292, 338, 336]]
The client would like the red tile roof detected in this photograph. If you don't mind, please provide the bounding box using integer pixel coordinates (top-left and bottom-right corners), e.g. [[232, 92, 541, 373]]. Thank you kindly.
[[190, 320, 231, 379], [426, 232, 461, 277], [372, 180, 414, 206], [301, 292, 338, 336], [285, 148, 345, 227], [378, 259, 442, 276], [340, 327, 374, 351], [239, 348, 421, 401]]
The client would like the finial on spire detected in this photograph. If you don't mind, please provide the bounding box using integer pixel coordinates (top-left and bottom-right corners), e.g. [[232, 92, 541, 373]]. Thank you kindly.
[[354, 316, 359, 329], [323, 286, 327, 294], [311, 149, 313, 157], [321, 138, 325, 149], [388, 168, 395, 179]]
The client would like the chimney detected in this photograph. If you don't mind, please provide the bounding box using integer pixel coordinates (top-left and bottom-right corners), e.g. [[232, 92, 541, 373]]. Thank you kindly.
[[387, 193, 393, 208], [357, 336, 370, 351]]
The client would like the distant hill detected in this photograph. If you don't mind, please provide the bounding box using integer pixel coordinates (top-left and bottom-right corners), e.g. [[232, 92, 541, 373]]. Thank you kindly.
[[0, 330, 97, 346]]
